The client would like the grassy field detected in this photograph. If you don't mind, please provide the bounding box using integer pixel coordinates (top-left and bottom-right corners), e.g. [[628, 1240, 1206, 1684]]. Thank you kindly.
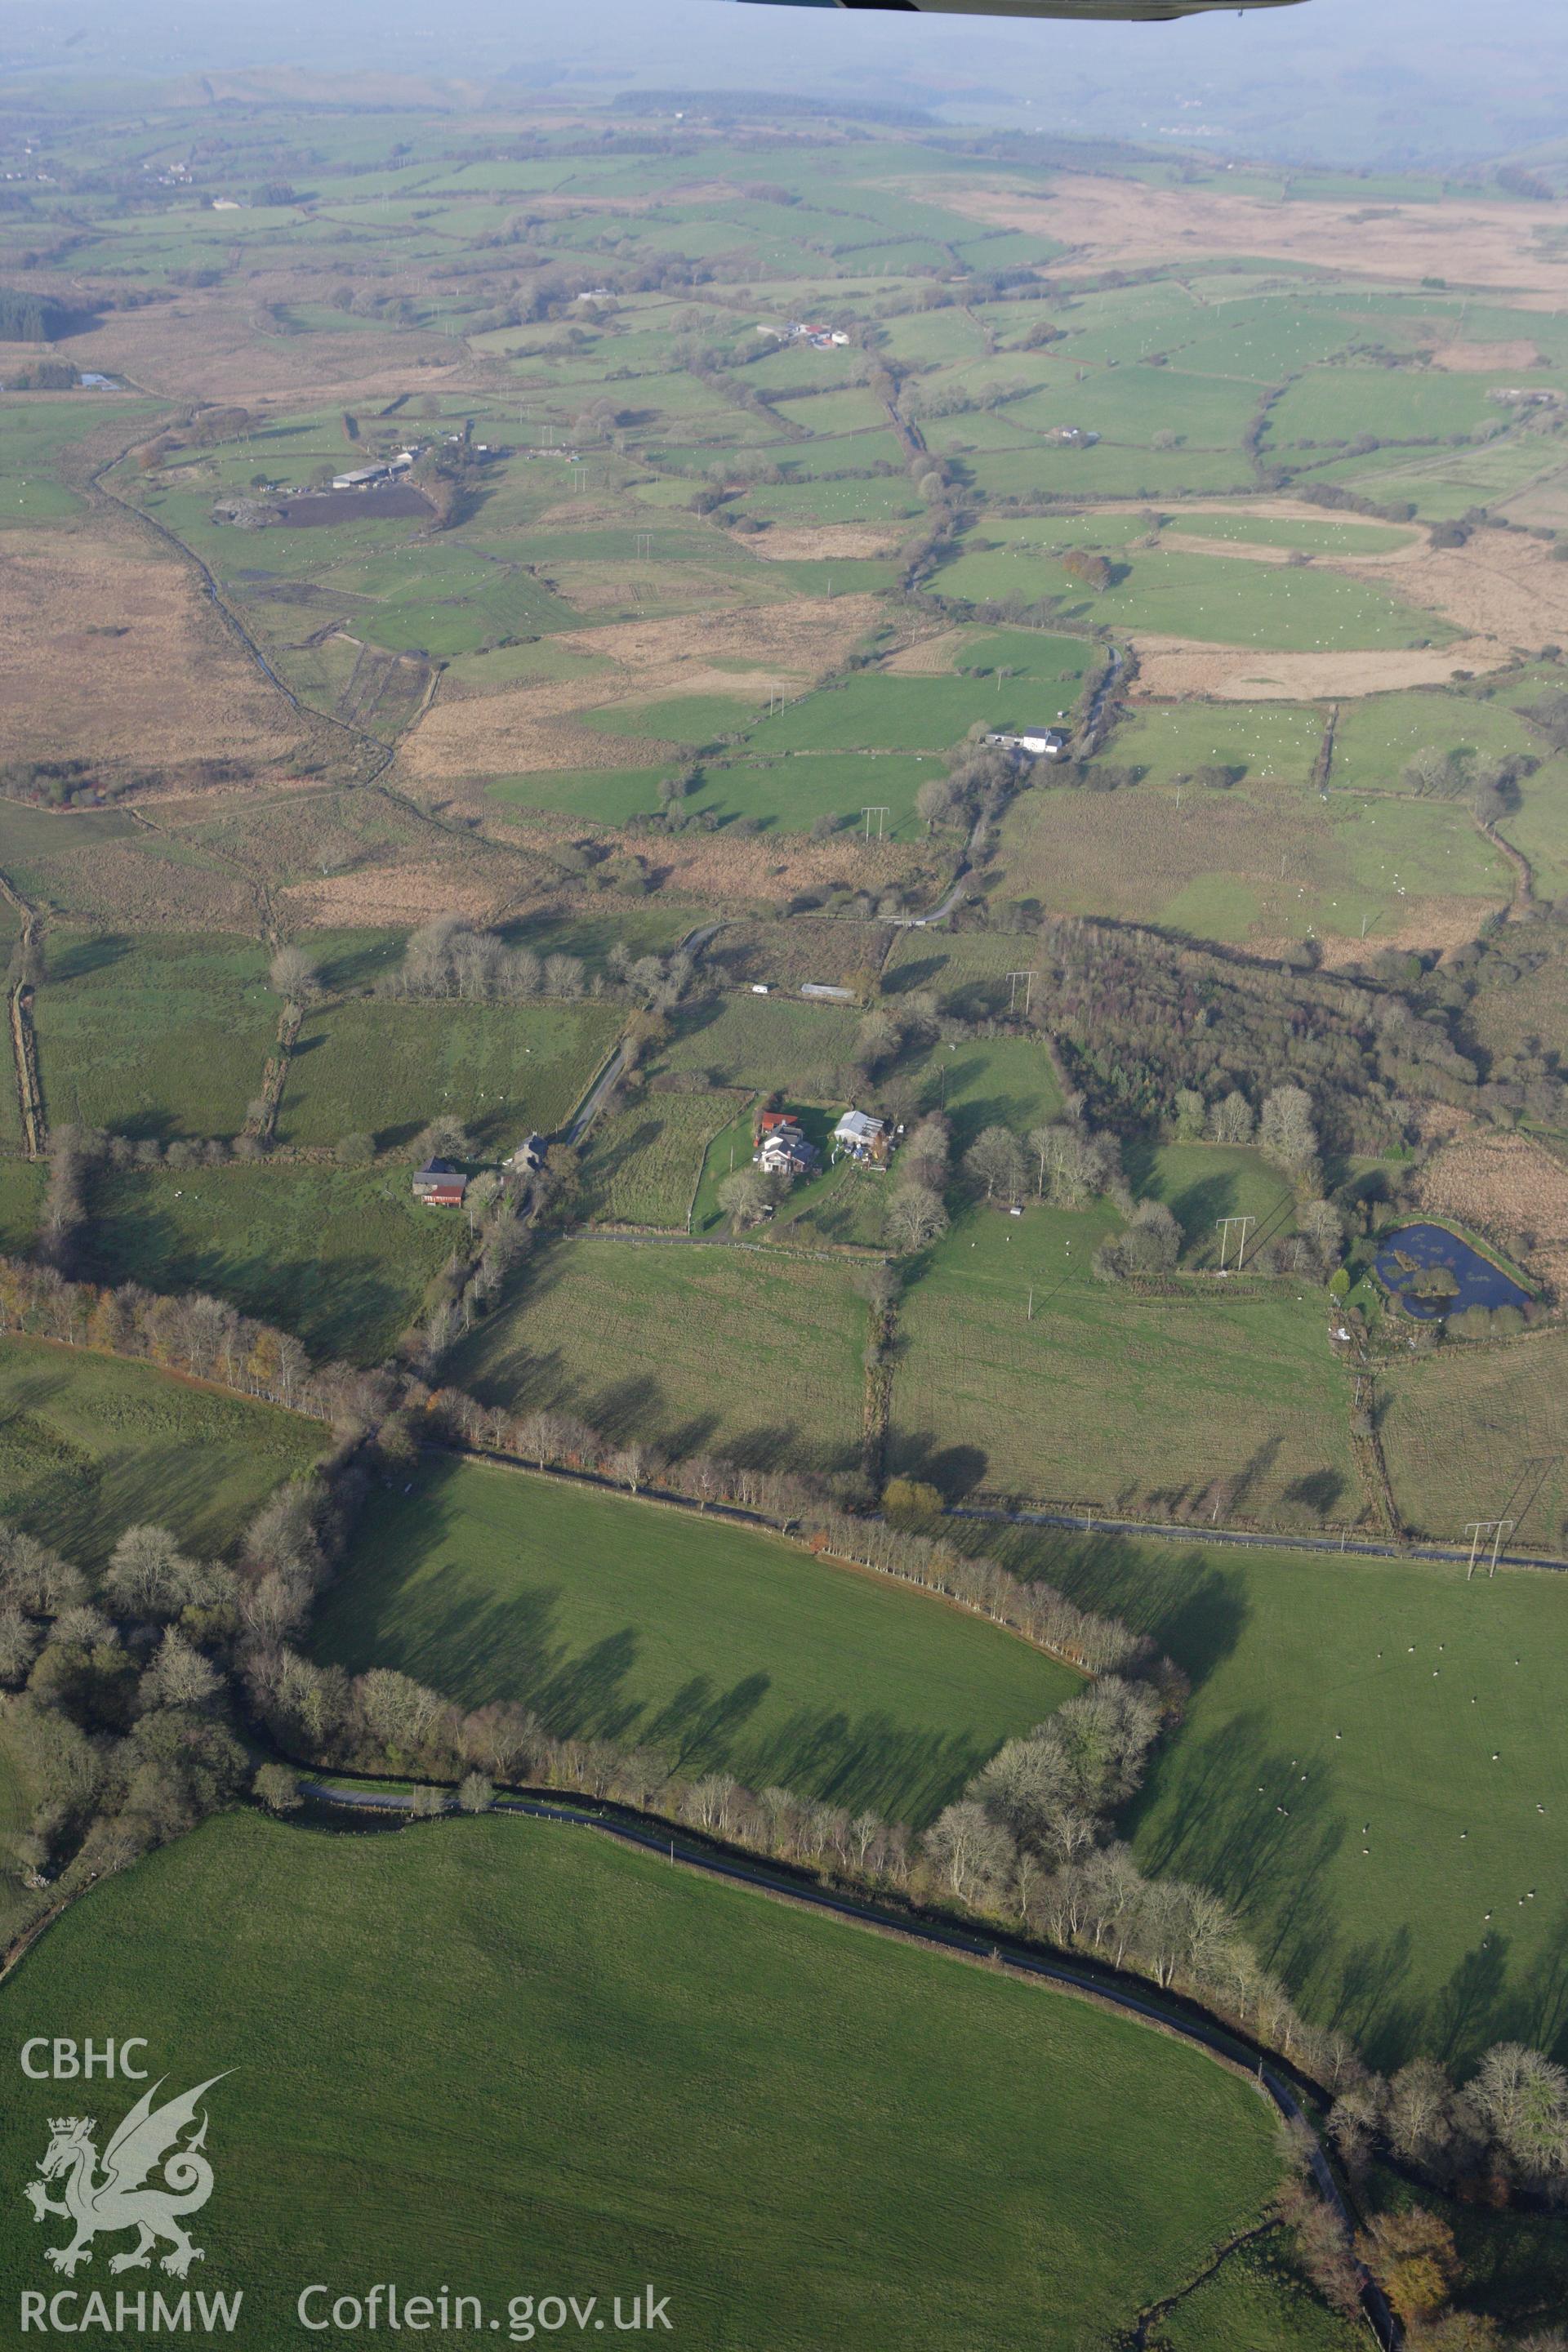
[[0, 1335, 322, 1565], [315, 1455, 1078, 1818], [76, 1164, 454, 1365], [32, 931, 278, 1140], [936, 539, 1450, 653], [1150, 2234, 1361, 2350], [906, 1036, 1065, 1151], [0, 396, 160, 524], [0, 1809, 1293, 2350], [741, 654, 1089, 756], [580, 1092, 733, 1228], [1126, 1143, 1299, 1267], [1169, 512, 1418, 557], [488, 763, 676, 826], [893, 1206, 1356, 1526], [452, 1236, 866, 1470], [276, 999, 621, 1151], [990, 1521, 1568, 2066], [1107, 700, 1326, 790], [1377, 1330, 1568, 1546], [0, 1160, 45, 1256], [996, 766, 1506, 945], [0, 1717, 33, 1944], [1328, 688, 1542, 793], [660, 995, 863, 1096], [494, 751, 941, 840]]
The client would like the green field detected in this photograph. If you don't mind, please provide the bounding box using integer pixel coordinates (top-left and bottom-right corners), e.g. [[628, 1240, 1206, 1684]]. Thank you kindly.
[[740, 653, 1090, 755], [0, 396, 160, 523], [1378, 1329, 1568, 1546], [0, 1717, 33, 1943], [893, 1206, 1355, 1525], [1150, 2233, 1361, 2351], [0, 1160, 45, 1256], [660, 995, 863, 1096], [1126, 1143, 1299, 1266], [907, 1036, 1066, 1150], [32, 932, 278, 1140], [276, 999, 621, 1150], [0, 1335, 322, 1565], [580, 1091, 733, 1227], [941, 540, 1451, 653], [1328, 688, 1543, 793], [995, 1522, 1568, 2066], [1107, 700, 1326, 789], [488, 763, 675, 826], [579, 691, 768, 747], [0, 1810, 1293, 2349], [76, 1164, 454, 1365], [1169, 511, 1419, 557], [316, 1455, 1078, 1818], [995, 755, 1507, 944], [452, 1236, 866, 1469], [493, 751, 941, 840]]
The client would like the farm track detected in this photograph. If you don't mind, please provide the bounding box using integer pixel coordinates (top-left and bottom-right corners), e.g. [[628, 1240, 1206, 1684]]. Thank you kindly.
[[295, 1775, 1397, 2352], [82, 434, 527, 894], [1478, 810, 1539, 918]]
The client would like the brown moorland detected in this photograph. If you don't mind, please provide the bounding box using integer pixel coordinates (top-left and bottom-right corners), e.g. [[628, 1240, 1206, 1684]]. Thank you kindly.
[[0, 528, 317, 773]]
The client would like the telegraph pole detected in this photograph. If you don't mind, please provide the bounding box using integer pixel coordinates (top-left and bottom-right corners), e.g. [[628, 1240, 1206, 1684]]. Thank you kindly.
[[862, 806, 889, 841], [1006, 969, 1038, 1018], [1463, 1520, 1515, 1579], [1215, 1214, 1254, 1272]]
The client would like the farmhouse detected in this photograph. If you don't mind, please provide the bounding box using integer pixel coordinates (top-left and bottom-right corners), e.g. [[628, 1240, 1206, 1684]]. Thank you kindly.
[[506, 1133, 547, 1175], [756, 1126, 818, 1179], [412, 1157, 467, 1207], [833, 1109, 893, 1167], [986, 727, 1070, 760], [754, 1107, 820, 1179]]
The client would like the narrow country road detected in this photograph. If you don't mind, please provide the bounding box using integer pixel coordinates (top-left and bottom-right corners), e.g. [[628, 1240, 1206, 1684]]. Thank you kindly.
[[954, 1503, 1568, 1576], [563, 924, 723, 1147], [300, 1778, 1396, 2348]]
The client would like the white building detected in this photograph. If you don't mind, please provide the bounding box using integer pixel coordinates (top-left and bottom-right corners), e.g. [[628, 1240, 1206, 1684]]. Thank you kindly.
[[985, 727, 1070, 760]]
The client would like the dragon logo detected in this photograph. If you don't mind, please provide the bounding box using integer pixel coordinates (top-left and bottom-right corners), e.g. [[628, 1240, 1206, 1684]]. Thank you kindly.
[[24, 2074, 229, 2280]]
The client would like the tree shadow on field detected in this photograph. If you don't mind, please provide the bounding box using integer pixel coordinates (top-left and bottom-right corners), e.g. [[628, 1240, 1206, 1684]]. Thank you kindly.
[[733, 1707, 998, 1824], [1430, 1936, 1511, 2069], [977, 1527, 1249, 1692], [1502, 1902, 1568, 2063], [325, 1544, 655, 1748], [644, 1673, 772, 1770], [48, 931, 132, 987], [884, 952, 945, 997], [886, 1428, 989, 1502], [1283, 1468, 1348, 1517]]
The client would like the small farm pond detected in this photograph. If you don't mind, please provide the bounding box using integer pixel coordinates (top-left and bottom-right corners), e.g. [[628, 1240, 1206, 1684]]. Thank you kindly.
[[1374, 1223, 1531, 1320]]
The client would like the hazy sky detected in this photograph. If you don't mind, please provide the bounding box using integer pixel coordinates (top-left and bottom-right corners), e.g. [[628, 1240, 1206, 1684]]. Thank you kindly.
[[1, 0, 1563, 169]]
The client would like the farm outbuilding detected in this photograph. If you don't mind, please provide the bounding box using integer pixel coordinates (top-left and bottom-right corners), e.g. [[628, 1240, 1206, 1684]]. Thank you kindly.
[[412, 1157, 467, 1206], [985, 727, 1070, 760], [833, 1110, 893, 1167]]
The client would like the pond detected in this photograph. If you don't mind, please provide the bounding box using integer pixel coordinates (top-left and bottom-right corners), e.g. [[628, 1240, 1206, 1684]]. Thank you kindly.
[[1374, 1222, 1531, 1320]]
